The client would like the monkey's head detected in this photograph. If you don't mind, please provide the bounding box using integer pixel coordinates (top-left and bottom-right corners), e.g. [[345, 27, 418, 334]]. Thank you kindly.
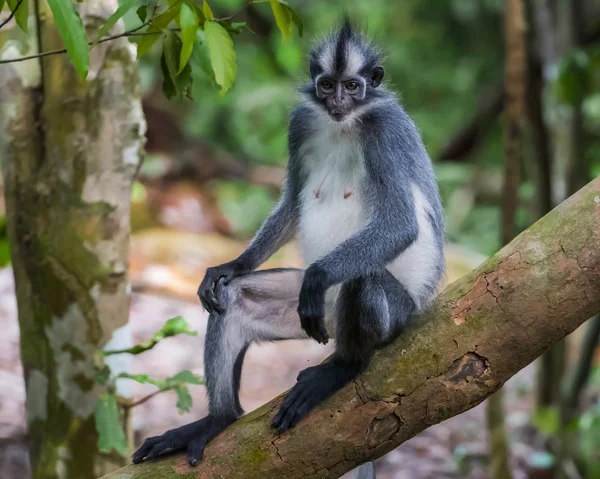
[[307, 20, 384, 122]]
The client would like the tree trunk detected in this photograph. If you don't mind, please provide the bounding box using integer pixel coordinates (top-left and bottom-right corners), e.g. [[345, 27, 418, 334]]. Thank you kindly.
[[100, 176, 600, 479], [0, 1, 145, 478], [486, 0, 528, 476]]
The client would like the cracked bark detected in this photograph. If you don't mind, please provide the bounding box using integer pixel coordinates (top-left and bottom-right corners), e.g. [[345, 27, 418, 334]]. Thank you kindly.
[[101, 177, 600, 479]]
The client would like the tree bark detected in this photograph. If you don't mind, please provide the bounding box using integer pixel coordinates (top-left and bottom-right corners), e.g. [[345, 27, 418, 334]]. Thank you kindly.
[[100, 176, 600, 479], [0, 1, 145, 478]]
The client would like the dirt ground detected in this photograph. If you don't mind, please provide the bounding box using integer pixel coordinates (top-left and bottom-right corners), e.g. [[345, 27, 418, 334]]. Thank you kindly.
[[0, 264, 548, 479]]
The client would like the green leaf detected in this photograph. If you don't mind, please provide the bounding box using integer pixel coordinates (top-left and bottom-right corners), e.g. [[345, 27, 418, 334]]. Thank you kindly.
[[135, 4, 180, 58], [269, 0, 292, 41], [47, 0, 89, 80], [94, 0, 138, 43], [220, 21, 249, 35], [0, 0, 5, 14], [161, 49, 178, 99], [204, 21, 237, 94], [6, 0, 29, 34], [95, 393, 128, 457], [202, 0, 213, 21], [136, 5, 147, 22], [179, 2, 198, 74], [280, 1, 302, 37], [169, 370, 204, 385], [174, 385, 193, 412], [162, 31, 193, 97], [104, 316, 197, 356], [192, 29, 215, 82]]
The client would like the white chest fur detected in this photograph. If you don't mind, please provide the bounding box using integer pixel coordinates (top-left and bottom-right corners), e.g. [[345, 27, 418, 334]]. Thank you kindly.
[[297, 124, 367, 264]]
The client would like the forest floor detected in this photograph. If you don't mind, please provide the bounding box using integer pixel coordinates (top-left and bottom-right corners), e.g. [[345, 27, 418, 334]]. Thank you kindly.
[[0, 261, 550, 479]]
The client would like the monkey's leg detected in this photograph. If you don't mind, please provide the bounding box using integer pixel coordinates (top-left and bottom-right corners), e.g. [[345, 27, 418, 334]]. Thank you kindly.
[[272, 271, 415, 432], [133, 268, 316, 466]]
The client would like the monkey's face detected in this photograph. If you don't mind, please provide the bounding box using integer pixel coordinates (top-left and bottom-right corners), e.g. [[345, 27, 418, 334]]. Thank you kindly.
[[315, 77, 362, 121], [313, 67, 385, 122]]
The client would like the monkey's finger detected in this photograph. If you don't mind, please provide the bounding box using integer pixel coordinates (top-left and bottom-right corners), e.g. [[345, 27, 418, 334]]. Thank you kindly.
[[314, 319, 329, 344], [143, 442, 173, 462], [277, 388, 311, 432], [187, 437, 207, 466], [132, 436, 160, 463]]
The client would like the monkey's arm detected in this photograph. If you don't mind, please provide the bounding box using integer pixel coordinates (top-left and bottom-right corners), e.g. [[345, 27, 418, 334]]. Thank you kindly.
[[298, 122, 423, 343], [199, 109, 308, 313]]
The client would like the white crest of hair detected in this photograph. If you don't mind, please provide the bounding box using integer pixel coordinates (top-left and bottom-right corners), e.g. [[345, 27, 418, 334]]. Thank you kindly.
[[318, 41, 336, 74], [387, 184, 441, 310], [344, 41, 366, 77]]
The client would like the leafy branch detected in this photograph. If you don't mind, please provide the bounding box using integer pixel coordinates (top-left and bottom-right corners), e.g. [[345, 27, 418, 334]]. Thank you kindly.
[[96, 316, 204, 456], [0, 0, 302, 97]]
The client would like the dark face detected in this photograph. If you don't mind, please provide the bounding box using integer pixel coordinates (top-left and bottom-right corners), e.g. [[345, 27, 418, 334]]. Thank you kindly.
[[314, 67, 384, 122]]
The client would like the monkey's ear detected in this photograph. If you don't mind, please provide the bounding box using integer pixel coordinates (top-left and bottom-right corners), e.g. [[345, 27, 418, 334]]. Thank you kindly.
[[371, 66, 384, 87]]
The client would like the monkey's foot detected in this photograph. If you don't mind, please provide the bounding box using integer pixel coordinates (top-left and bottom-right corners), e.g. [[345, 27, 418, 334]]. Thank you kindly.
[[272, 361, 360, 433], [132, 415, 235, 466]]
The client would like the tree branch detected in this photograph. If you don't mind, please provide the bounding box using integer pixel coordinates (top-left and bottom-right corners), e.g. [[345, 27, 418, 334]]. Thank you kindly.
[[100, 176, 600, 479], [0, 0, 256, 65]]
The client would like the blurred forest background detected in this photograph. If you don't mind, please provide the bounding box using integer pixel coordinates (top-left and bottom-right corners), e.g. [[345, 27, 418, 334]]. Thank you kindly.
[[0, 0, 599, 478]]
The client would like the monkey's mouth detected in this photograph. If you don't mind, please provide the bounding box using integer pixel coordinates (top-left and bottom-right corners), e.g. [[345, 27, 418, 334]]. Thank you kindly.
[[328, 110, 350, 122]]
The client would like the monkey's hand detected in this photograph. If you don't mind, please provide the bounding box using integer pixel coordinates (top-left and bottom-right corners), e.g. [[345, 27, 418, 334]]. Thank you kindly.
[[198, 260, 248, 314], [298, 266, 329, 344]]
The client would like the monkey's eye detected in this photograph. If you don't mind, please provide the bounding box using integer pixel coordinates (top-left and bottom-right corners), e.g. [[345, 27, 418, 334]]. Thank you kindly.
[[320, 80, 334, 91], [345, 81, 359, 91]]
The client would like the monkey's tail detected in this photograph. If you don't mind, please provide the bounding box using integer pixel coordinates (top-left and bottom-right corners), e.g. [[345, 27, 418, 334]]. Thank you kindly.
[[354, 462, 376, 479]]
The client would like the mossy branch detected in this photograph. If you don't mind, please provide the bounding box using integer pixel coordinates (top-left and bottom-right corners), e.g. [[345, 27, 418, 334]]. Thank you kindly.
[[101, 177, 600, 479]]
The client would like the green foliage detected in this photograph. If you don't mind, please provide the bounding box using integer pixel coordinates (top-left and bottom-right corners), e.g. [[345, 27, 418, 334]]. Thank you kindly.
[[269, 0, 301, 41], [103, 316, 197, 356], [119, 370, 204, 413], [6, 0, 29, 33], [204, 21, 237, 94], [178, 2, 198, 73], [47, 0, 89, 79], [95, 393, 128, 456], [161, 30, 193, 98]]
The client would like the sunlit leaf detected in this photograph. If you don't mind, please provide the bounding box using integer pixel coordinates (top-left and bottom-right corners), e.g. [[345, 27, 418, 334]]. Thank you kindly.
[[179, 2, 198, 74], [269, 0, 292, 41], [279, 1, 302, 37], [95, 393, 128, 457], [6, 0, 28, 33], [204, 21, 237, 94]]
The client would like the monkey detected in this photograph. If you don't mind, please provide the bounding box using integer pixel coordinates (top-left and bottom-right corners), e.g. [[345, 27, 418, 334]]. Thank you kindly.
[[132, 20, 445, 476]]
